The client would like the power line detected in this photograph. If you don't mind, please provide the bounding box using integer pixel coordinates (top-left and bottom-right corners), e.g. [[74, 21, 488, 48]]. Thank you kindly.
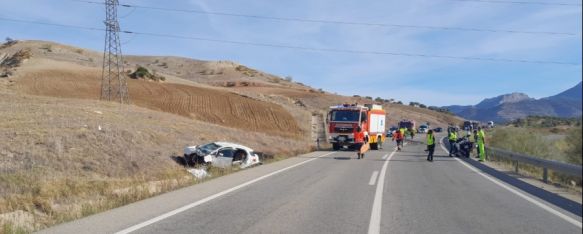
[[449, 0, 582, 6], [0, 17, 579, 66], [69, 0, 578, 36]]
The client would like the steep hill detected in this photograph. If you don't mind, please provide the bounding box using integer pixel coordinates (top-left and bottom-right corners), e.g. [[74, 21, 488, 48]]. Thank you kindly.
[[475, 93, 533, 109], [444, 83, 582, 123], [545, 82, 582, 102]]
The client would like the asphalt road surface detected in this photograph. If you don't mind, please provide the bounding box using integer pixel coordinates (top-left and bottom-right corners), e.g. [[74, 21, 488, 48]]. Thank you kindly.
[[41, 134, 582, 234]]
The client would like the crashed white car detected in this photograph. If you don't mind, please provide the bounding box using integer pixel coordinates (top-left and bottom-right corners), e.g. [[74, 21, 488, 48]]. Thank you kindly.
[[184, 142, 262, 169]]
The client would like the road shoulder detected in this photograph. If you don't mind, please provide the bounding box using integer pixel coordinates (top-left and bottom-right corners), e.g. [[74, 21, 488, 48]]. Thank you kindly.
[[38, 151, 332, 234]]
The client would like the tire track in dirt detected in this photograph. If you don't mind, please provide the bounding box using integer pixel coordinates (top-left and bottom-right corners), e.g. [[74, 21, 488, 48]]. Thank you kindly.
[[14, 68, 303, 138]]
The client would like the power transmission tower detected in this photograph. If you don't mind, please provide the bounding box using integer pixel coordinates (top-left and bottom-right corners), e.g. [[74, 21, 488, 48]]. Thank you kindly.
[[101, 0, 129, 103]]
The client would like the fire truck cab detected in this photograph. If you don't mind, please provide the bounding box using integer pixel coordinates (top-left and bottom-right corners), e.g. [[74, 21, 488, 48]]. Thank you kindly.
[[327, 103, 386, 151]]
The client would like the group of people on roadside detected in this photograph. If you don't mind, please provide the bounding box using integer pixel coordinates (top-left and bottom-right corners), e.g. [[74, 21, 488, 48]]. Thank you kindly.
[[393, 125, 487, 162], [444, 126, 487, 162], [352, 123, 487, 161]]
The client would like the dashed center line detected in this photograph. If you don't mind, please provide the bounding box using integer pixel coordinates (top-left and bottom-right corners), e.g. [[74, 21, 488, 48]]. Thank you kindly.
[[369, 171, 379, 186], [368, 150, 398, 234]]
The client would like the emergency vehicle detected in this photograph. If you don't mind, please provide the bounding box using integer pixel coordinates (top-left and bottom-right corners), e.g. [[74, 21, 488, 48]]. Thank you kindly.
[[398, 119, 416, 132], [327, 103, 386, 151]]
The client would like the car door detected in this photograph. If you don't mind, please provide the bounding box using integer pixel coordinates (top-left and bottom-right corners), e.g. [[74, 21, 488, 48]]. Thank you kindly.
[[214, 148, 235, 168]]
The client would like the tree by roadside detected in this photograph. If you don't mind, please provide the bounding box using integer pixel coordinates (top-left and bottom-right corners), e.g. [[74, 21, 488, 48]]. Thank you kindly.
[[565, 126, 582, 165]]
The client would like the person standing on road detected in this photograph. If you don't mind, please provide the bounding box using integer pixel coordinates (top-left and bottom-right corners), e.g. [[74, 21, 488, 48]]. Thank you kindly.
[[473, 129, 479, 158], [477, 127, 486, 162], [448, 129, 458, 157], [392, 128, 404, 151], [354, 126, 367, 159], [426, 129, 435, 162]]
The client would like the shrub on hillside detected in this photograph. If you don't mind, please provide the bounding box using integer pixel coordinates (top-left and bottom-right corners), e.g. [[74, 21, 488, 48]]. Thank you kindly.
[[510, 116, 581, 128], [565, 126, 582, 165], [129, 66, 165, 82]]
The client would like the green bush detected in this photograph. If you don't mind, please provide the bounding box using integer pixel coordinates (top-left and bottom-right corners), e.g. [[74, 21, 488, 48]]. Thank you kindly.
[[490, 128, 554, 160], [131, 66, 151, 79], [565, 126, 582, 165], [129, 66, 165, 82]]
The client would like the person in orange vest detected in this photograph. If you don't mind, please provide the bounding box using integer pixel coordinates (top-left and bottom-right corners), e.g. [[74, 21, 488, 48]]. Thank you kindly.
[[392, 129, 404, 151], [354, 126, 368, 159]]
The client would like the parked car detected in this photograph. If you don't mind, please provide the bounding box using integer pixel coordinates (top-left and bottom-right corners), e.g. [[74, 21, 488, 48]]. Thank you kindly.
[[386, 126, 398, 137], [417, 125, 428, 133], [184, 142, 262, 169], [433, 127, 443, 133]]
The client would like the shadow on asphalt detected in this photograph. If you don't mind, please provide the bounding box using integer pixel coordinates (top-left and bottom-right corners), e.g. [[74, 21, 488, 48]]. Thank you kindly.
[[442, 139, 583, 217], [333, 157, 352, 160]]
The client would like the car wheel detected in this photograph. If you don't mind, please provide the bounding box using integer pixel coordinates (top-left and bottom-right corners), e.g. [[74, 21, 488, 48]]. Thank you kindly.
[[184, 154, 193, 166]]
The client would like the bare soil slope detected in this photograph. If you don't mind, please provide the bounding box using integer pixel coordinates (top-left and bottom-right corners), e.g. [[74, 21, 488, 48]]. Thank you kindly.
[[3, 40, 462, 128], [13, 59, 302, 138]]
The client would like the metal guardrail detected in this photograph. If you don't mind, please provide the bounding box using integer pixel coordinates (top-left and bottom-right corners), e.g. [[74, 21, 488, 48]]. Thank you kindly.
[[486, 147, 582, 183]]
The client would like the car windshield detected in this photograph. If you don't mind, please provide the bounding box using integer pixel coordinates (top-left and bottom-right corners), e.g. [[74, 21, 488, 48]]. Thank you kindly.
[[198, 143, 221, 154], [330, 110, 359, 122]]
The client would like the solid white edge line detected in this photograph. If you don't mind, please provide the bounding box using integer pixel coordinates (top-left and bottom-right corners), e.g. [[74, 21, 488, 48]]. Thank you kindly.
[[368, 151, 396, 234], [115, 151, 336, 234], [438, 137, 582, 229], [369, 171, 380, 186]]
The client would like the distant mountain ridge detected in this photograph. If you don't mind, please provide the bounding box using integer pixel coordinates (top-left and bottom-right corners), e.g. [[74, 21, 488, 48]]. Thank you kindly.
[[443, 82, 582, 123]]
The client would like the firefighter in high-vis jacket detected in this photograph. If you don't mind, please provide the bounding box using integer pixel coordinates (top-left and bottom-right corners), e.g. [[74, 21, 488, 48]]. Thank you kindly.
[[477, 127, 486, 162], [448, 129, 458, 157], [426, 130, 435, 162]]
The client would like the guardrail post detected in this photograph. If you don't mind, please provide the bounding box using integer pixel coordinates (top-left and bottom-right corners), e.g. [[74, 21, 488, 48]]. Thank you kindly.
[[514, 161, 519, 173], [543, 168, 548, 184]]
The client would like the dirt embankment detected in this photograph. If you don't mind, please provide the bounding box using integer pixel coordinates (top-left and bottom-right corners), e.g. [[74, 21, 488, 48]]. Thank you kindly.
[[0, 88, 311, 231], [14, 60, 303, 139]]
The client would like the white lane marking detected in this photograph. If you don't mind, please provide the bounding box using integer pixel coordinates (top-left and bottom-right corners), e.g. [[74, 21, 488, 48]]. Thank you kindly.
[[438, 137, 582, 229], [369, 171, 379, 186], [368, 151, 397, 234], [382, 154, 389, 160], [116, 151, 336, 234]]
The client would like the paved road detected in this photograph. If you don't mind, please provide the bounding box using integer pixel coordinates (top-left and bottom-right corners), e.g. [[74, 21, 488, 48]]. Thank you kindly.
[[41, 134, 582, 234]]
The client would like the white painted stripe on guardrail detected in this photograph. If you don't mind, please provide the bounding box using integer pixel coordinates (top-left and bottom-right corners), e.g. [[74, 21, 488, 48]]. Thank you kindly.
[[369, 171, 379, 186], [439, 137, 582, 229], [116, 151, 336, 234]]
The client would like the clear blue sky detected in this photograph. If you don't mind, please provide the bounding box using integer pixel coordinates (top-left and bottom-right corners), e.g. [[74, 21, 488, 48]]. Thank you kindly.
[[1, 0, 581, 106]]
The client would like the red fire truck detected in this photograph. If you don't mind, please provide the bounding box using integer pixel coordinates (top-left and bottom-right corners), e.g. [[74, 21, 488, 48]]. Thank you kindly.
[[327, 104, 386, 151]]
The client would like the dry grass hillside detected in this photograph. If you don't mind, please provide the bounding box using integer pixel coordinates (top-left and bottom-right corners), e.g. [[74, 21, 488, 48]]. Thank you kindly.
[[2, 40, 462, 128], [0, 86, 310, 232], [13, 59, 302, 139], [0, 40, 462, 232]]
